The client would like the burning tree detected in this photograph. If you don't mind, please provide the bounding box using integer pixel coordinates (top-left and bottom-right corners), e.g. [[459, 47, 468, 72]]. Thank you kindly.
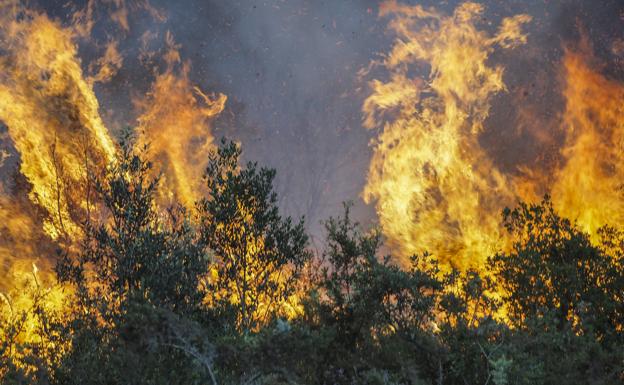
[[198, 139, 310, 333], [490, 197, 624, 339], [54, 131, 215, 384]]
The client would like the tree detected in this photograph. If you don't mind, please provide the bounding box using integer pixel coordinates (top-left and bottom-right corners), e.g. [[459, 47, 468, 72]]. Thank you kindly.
[[489, 196, 623, 335], [309, 203, 442, 383], [197, 138, 310, 333], [55, 130, 216, 385], [488, 197, 624, 384], [57, 130, 208, 314], [435, 268, 505, 385], [0, 267, 67, 385]]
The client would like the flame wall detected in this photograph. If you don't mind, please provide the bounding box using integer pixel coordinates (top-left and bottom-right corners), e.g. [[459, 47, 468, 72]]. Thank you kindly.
[[364, 1, 624, 268], [1, 0, 624, 283], [0, 0, 225, 285]]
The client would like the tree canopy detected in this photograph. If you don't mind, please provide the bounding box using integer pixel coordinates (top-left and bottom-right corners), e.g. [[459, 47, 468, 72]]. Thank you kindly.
[[2, 136, 623, 385]]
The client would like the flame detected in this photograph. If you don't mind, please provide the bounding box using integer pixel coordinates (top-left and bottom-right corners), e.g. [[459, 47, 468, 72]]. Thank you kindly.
[[0, 1, 116, 240], [88, 40, 123, 83], [204, 203, 304, 330], [366, 2, 624, 270], [72, 0, 166, 37], [0, 0, 622, 347], [363, 1, 531, 268], [549, 45, 624, 238], [0, 1, 114, 354], [0, 192, 59, 286], [0, 0, 225, 266], [0, 0, 225, 349], [0, 262, 70, 376], [134, 32, 227, 208]]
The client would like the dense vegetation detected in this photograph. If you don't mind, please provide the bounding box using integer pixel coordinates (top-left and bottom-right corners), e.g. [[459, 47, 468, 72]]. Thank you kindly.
[[1, 135, 623, 384]]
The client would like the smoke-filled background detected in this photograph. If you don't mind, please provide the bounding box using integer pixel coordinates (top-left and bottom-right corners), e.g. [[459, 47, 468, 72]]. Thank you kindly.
[[2, 0, 624, 285]]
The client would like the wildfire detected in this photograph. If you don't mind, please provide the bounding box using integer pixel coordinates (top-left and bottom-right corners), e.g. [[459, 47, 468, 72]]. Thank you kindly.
[[549, 43, 624, 239], [134, 32, 227, 208], [363, 1, 531, 269], [0, 1, 116, 241], [364, 1, 624, 269], [0, 0, 225, 264], [1, 0, 623, 349], [0, 0, 226, 348], [0, 262, 68, 353]]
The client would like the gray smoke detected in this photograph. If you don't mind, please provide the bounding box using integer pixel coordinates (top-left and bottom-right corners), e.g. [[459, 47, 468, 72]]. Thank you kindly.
[[28, 0, 624, 245]]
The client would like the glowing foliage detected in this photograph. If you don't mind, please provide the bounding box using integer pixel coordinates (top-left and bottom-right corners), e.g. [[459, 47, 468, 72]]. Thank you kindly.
[[56, 132, 208, 316], [0, 263, 69, 381], [198, 140, 310, 332]]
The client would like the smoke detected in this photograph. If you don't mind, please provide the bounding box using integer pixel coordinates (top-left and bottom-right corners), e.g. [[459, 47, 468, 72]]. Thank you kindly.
[[1, 0, 623, 274], [147, 0, 385, 240], [112, 0, 624, 244], [23, 0, 386, 241]]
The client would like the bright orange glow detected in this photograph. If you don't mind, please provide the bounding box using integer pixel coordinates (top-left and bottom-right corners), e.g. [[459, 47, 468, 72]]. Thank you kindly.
[[135, 32, 227, 208], [0, 0, 623, 351], [365, 2, 624, 271], [363, 1, 531, 269], [0, 1, 116, 240], [550, 44, 624, 239], [0, 0, 227, 347]]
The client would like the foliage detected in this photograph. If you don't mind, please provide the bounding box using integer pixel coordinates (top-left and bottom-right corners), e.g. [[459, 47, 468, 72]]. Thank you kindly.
[[52, 130, 216, 385], [490, 197, 624, 335], [197, 139, 310, 333], [57, 130, 208, 315], [301, 203, 441, 383], [0, 269, 67, 385], [488, 196, 624, 384], [2, 137, 624, 385]]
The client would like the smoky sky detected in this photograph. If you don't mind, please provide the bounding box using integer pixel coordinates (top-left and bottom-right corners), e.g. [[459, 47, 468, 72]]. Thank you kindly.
[[155, 0, 385, 243], [27, 0, 624, 244]]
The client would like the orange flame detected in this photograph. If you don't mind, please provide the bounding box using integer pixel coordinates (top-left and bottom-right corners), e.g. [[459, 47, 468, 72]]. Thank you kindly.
[[0, 0, 226, 345], [366, 2, 624, 270], [363, 1, 531, 269], [549, 44, 624, 238], [0, 1, 116, 240], [134, 32, 227, 208]]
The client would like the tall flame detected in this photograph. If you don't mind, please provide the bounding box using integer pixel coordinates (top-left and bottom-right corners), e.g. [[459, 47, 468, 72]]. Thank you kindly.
[[550, 44, 624, 238], [366, 2, 624, 270], [0, 1, 116, 240], [0, 0, 227, 257], [0, 0, 227, 350], [135, 32, 227, 208], [363, 1, 531, 268], [0, 3, 117, 348]]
